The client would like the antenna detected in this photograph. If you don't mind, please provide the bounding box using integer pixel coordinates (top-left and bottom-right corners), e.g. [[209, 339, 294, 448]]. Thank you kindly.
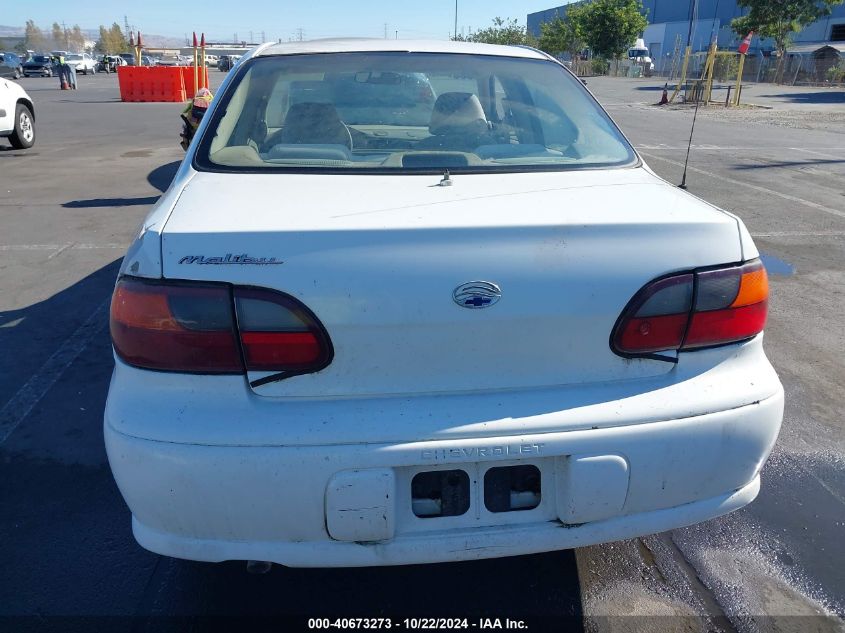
[[678, 96, 701, 190], [678, 0, 700, 190]]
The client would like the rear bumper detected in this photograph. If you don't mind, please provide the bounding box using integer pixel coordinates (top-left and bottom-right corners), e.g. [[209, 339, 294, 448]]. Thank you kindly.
[[130, 477, 761, 568], [105, 383, 783, 567]]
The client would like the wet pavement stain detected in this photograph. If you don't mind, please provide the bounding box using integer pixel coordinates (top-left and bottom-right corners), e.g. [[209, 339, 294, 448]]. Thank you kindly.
[[760, 252, 796, 276]]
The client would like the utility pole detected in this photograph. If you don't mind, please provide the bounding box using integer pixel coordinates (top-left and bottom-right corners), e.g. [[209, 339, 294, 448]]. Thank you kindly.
[[250, 31, 253, 43], [454, 0, 458, 40], [261, 31, 266, 43], [296, 28, 305, 41], [62, 21, 69, 50], [124, 15, 131, 38]]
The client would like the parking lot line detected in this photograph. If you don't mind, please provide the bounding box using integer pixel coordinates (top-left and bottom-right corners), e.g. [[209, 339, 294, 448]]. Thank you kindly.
[[751, 231, 845, 237], [0, 243, 125, 251], [640, 151, 845, 220], [0, 299, 109, 446], [635, 145, 845, 153], [791, 147, 845, 160]]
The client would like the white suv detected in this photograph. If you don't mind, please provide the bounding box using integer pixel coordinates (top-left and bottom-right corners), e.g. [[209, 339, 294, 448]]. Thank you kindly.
[[0, 77, 35, 149]]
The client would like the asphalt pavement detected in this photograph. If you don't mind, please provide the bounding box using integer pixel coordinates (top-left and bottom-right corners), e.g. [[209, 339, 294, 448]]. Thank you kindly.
[[0, 70, 843, 632]]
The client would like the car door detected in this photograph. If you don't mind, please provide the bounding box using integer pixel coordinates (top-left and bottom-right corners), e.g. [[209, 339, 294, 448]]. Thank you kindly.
[[0, 55, 15, 80], [0, 79, 13, 133]]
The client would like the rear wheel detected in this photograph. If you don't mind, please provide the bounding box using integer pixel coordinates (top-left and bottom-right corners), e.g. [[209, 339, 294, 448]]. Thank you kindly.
[[9, 103, 35, 150]]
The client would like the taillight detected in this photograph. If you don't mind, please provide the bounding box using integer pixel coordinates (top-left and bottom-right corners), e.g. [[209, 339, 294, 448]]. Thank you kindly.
[[612, 259, 768, 357], [110, 278, 241, 373], [234, 287, 332, 373], [110, 277, 332, 377]]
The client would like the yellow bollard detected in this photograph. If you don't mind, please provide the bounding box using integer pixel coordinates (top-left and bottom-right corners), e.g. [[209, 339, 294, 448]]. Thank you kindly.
[[136, 32, 143, 67], [192, 32, 198, 96], [702, 42, 717, 105], [201, 33, 207, 89], [669, 46, 691, 103], [733, 54, 746, 106]]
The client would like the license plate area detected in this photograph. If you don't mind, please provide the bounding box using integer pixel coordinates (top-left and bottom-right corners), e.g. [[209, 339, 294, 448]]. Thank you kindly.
[[398, 459, 555, 533]]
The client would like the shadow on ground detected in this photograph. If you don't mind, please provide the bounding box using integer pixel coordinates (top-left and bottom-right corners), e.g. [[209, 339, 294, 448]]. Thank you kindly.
[[759, 91, 845, 104], [732, 158, 845, 170], [60, 160, 180, 209]]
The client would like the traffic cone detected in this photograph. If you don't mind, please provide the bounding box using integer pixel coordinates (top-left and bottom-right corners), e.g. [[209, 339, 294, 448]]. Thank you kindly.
[[658, 83, 668, 105], [61, 80, 69, 90]]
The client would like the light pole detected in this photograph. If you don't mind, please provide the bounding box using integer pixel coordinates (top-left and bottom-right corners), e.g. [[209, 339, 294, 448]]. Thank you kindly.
[[454, 0, 458, 39]]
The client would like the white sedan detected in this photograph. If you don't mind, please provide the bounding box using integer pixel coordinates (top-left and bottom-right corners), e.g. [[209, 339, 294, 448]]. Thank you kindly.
[[65, 52, 97, 74], [105, 39, 783, 568], [0, 77, 35, 149]]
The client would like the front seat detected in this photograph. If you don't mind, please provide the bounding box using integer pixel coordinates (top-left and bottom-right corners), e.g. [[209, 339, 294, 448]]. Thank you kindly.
[[416, 92, 494, 152], [269, 102, 353, 149]]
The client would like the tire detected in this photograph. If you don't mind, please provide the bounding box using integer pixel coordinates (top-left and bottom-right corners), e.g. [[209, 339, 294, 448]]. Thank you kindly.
[[13, 69, 21, 79], [9, 103, 35, 150], [82, 67, 88, 75]]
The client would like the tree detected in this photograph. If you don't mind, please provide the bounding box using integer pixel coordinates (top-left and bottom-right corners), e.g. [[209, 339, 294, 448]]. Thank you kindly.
[[69, 25, 87, 52], [538, 5, 587, 59], [52, 22, 66, 50], [731, 0, 845, 82], [96, 23, 129, 53], [23, 20, 47, 52], [577, 0, 648, 69], [454, 17, 535, 46]]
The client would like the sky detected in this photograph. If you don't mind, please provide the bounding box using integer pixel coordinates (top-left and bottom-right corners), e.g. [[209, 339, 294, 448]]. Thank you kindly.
[[4, 1, 572, 43]]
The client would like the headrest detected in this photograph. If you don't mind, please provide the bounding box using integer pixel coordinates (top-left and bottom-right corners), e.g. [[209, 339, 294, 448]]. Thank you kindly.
[[280, 102, 351, 147], [429, 92, 488, 136]]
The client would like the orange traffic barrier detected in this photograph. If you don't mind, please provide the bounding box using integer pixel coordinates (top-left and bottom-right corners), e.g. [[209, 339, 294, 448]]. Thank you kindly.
[[117, 66, 187, 103]]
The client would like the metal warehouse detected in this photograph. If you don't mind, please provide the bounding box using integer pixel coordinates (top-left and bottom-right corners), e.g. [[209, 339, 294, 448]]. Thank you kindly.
[[528, 0, 845, 73]]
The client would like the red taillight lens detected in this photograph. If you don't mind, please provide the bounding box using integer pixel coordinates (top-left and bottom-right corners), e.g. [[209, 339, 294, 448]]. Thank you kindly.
[[613, 274, 693, 353], [683, 261, 769, 349], [110, 278, 333, 376], [110, 278, 242, 373], [611, 260, 769, 357], [234, 288, 332, 373]]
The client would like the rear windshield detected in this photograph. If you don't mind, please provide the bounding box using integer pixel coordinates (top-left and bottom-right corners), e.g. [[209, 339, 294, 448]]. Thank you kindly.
[[196, 52, 636, 173]]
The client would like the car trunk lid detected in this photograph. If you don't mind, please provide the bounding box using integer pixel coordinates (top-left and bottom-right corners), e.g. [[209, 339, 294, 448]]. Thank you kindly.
[[161, 168, 741, 397]]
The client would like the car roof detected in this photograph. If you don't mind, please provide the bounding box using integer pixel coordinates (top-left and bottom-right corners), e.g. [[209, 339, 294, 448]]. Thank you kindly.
[[253, 39, 548, 61]]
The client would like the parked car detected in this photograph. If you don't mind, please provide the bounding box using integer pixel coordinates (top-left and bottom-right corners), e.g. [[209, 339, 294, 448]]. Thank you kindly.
[[22, 54, 55, 77], [0, 76, 35, 148], [66, 52, 98, 74], [0, 52, 24, 80], [105, 40, 783, 569], [98, 55, 127, 73], [217, 54, 240, 71]]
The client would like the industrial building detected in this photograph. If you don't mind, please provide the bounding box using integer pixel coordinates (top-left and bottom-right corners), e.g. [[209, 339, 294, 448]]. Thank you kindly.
[[528, 0, 845, 75]]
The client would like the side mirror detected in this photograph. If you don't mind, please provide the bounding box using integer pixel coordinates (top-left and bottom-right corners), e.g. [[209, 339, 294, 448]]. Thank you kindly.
[[581, 79, 588, 86]]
